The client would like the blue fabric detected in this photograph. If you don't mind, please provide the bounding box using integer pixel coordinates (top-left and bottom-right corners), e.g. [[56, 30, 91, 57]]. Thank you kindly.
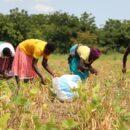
[[70, 44, 78, 55], [69, 45, 89, 80]]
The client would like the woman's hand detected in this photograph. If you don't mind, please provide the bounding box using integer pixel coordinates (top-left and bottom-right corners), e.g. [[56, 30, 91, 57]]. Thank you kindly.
[[89, 67, 98, 75], [41, 77, 46, 85], [91, 69, 98, 75], [52, 73, 57, 77]]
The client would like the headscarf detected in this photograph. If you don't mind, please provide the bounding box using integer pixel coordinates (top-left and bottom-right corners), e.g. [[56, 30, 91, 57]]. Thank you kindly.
[[89, 48, 101, 59]]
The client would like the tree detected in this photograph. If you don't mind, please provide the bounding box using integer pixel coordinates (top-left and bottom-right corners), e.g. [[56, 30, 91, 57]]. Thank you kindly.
[[80, 12, 97, 33], [99, 19, 130, 51], [9, 8, 30, 45]]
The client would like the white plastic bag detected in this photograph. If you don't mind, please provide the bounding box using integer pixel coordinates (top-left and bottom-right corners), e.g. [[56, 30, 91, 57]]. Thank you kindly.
[[52, 74, 81, 101]]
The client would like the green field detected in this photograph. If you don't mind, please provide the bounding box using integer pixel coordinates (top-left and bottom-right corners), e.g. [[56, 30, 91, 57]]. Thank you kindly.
[[0, 53, 130, 130]]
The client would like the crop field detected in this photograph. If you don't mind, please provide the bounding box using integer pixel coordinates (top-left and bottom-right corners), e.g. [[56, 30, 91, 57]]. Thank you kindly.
[[0, 53, 130, 130]]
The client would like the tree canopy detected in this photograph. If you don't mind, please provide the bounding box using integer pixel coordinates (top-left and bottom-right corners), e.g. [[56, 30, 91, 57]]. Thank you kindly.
[[0, 8, 130, 53]]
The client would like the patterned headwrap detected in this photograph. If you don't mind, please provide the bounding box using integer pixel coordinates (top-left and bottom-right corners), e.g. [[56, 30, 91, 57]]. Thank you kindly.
[[89, 48, 101, 59]]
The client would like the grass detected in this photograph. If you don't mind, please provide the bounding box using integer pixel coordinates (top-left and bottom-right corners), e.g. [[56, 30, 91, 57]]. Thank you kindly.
[[0, 53, 130, 130]]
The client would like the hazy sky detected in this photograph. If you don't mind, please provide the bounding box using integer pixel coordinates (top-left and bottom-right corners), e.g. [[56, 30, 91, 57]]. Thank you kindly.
[[0, 0, 130, 26]]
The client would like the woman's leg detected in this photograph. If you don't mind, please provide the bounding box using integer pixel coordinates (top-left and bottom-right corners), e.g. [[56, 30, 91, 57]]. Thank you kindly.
[[24, 79, 29, 83], [15, 76, 20, 88]]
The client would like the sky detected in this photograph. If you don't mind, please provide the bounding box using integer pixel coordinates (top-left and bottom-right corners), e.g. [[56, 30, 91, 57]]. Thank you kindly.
[[0, 0, 130, 27]]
